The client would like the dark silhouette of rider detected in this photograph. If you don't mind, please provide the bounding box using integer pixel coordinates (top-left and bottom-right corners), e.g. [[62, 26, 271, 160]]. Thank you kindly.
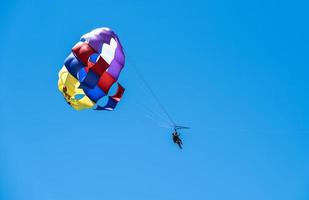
[[172, 130, 183, 149]]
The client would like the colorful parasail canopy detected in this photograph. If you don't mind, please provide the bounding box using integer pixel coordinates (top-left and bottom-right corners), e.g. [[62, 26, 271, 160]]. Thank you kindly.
[[58, 27, 125, 111]]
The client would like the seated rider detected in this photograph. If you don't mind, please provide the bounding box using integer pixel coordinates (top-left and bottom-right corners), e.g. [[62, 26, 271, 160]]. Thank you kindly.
[[172, 130, 183, 149]]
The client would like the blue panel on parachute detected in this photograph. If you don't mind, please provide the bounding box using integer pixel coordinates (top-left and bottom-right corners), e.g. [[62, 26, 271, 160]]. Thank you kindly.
[[64, 53, 85, 78], [79, 70, 100, 90], [95, 97, 118, 111], [84, 85, 106, 102]]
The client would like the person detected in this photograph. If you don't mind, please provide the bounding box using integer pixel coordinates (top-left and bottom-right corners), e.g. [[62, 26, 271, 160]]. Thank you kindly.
[[172, 130, 183, 149]]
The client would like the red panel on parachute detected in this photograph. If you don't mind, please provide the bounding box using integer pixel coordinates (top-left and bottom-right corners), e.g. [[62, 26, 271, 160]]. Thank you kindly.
[[98, 72, 116, 94], [72, 42, 96, 65], [111, 83, 125, 101], [87, 56, 109, 76]]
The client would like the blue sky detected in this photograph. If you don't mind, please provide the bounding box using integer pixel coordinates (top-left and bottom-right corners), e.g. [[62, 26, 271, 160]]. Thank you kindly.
[[1, 0, 309, 199]]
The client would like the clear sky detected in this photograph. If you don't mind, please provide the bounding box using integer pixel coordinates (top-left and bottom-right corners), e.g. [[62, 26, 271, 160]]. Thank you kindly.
[[1, 0, 309, 199]]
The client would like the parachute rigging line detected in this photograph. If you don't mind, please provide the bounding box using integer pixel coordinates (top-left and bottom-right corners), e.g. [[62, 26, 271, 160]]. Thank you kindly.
[[126, 56, 176, 127]]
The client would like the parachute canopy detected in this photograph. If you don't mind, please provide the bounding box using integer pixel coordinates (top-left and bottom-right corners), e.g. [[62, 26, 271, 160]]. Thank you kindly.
[[58, 27, 125, 111]]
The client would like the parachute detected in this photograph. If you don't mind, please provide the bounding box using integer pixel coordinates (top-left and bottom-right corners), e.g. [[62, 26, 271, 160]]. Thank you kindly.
[[58, 27, 125, 111]]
